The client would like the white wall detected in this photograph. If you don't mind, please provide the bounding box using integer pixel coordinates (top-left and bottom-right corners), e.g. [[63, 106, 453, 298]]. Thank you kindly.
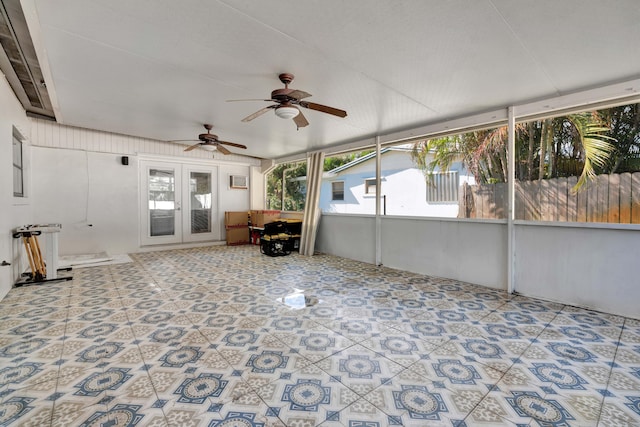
[[218, 163, 251, 241], [0, 75, 33, 299], [316, 214, 376, 264], [30, 148, 255, 255], [317, 215, 507, 289], [32, 147, 138, 255], [27, 121, 259, 256], [515, 223, 640, 319], [380, 217, 507, 289], [249, 166, 264, 210]]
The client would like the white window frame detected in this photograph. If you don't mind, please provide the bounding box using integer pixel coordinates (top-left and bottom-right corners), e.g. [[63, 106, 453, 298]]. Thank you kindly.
[[364, 178, 377, 195], [12, 127, 29, 203], [426, 171, 459, 203], [331, 181, 345, 201]]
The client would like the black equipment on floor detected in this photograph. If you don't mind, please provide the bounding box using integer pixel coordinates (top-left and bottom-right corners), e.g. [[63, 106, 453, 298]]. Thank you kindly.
[[260, 221, 299, 257]]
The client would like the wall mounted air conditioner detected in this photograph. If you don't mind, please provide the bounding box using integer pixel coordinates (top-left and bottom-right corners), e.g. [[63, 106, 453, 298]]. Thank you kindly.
[[229, 175, 248, 189]]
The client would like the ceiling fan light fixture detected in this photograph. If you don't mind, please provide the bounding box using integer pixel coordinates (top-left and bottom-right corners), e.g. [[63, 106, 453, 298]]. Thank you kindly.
[[201, 144, 217, 151], [274, 105, 299, 119]]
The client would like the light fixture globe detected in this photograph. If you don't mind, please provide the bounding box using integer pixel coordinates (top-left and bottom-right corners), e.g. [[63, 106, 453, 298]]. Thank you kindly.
[[201, 144, 217, 151], [274, 105, 299, 119]]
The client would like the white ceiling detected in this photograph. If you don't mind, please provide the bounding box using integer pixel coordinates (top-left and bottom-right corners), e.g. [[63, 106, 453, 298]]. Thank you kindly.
[[21, 0, 640, 160]]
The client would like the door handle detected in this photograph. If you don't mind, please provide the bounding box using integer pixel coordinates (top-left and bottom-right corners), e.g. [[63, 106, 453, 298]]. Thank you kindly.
[[1, 261, 10, 266]]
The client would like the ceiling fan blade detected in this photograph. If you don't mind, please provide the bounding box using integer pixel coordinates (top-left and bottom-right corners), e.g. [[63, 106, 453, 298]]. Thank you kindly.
[[299, 101, 347, 118], [184, 143, 202, 152], [216, 144, 231, 155], [293, 110, 309, 128], [241, 105, 275, 122], [287, 90, 312, 100], [217, 140, 247, 149], [226, 99, 272, 102]]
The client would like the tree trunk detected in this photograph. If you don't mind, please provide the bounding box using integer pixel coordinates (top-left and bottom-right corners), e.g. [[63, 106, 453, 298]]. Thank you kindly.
[[527, 123, 535, 180], [549, 135, 556, 177], [500, 145, 508, 183], [539, 119, 549, 180]]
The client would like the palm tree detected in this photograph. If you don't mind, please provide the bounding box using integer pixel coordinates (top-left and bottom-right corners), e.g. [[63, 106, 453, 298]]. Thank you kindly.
[[568, 113, 616, 191], [411, 112, 615, 192]]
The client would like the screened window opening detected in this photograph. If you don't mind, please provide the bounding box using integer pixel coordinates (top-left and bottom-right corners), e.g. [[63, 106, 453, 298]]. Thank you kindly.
[[265, 161, 307, 211], [514, 101, 640, 224], [426, 171, 459, 202]]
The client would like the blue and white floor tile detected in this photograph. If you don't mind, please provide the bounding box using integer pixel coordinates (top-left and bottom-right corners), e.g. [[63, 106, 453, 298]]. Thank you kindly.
[[0, 245, 638, 426]]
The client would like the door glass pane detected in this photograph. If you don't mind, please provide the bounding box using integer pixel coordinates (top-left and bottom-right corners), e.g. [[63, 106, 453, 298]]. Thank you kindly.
[[190, 172, 212, 233], [148, 169, 175, 236]]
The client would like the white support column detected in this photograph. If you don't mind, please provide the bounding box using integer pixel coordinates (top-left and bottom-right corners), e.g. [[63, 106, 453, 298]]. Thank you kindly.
[[375, 136, 382, 266], [507, 106, 516, 294]]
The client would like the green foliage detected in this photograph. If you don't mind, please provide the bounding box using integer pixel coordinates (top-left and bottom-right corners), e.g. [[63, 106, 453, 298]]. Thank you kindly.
[[265, 151, 372, 211], [410, 104, 639, 192], [411, 137, 461, 184], [597, 104, 640, 173], [569, 113, 616, 192], [323, 150, 373, 171], [266, 162, 307, 211], [411, 129, 509, 185]]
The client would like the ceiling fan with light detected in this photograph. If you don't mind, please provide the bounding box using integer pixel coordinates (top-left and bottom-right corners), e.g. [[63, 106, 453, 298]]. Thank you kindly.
[[228, 73, 347, 129], [175, 124, 247, 155]]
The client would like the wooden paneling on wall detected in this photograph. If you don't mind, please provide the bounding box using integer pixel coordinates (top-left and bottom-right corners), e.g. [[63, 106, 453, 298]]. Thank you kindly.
[[29, 118, 260, 165]]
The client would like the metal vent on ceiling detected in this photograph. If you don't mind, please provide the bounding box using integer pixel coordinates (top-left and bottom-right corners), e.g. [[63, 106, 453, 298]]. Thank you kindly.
[[0, 0, 55, 120]]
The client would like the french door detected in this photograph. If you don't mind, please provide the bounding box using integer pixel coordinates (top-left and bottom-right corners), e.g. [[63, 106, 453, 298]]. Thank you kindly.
[[140, 160, 218, 245]]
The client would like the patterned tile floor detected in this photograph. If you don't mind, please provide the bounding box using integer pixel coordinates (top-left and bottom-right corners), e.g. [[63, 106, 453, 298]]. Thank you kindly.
[[1, 246, 639, 426]]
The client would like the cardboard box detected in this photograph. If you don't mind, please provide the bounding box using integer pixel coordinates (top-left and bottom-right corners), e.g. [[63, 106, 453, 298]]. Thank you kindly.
[[226, 227, 249, 245], [225, 211, 249, 228], [250, 210, 281, 228]]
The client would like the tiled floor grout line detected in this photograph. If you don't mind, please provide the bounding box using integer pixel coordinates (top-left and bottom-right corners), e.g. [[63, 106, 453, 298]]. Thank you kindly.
[[116, 262, 210, 424], [594, 317, 628, 427], [414, 298, 521, 426], [135, 253, 298, 423], [50, 280, 76, 427], [459, 305, 567, 426], [290, 287, 514, 426], [106, 264, 168, 423]]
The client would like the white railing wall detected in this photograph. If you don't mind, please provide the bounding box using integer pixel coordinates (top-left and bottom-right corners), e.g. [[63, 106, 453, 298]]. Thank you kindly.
[[316, 214, 376, 264], [514, 223, 640, 318], [316, 214, 506, 290], [380, 217, 507, 290]]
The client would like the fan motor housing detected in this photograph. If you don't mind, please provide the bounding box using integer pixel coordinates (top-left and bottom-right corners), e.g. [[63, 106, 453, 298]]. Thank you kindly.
[[199, 133, 218, 141], [271, 88, 296, 102]]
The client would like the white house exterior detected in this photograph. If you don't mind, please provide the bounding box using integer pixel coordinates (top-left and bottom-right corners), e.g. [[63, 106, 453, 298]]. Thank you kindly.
[[319, 146, 475, 217]]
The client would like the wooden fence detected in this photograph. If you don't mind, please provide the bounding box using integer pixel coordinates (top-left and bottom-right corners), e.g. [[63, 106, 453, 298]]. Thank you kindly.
[[459, 172, 640, 223]]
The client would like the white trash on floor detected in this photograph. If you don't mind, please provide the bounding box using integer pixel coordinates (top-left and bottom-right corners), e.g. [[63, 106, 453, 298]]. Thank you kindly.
[[58, 252, 133, 269]]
